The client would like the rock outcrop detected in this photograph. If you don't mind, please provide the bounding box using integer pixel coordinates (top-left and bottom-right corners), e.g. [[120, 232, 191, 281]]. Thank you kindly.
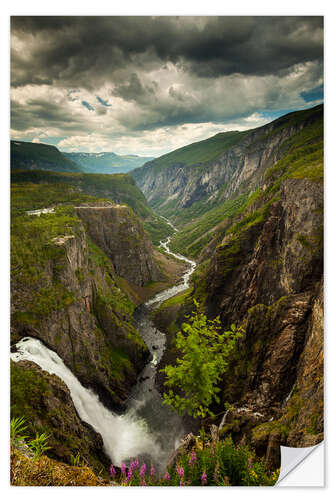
[[10, 360, 108, 473], [76, 204, 163, 286]]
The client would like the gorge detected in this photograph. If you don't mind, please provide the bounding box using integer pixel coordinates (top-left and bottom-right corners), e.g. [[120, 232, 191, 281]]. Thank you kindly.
[[10, 104, 323, 483], [11, 226, 195, 473]]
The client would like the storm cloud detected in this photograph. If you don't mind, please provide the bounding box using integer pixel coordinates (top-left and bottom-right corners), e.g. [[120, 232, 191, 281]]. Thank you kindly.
[[10, 16, 323, 155]]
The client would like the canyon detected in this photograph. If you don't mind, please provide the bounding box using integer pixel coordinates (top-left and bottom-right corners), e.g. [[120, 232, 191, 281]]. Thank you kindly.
[[10, 104, 323, 478]]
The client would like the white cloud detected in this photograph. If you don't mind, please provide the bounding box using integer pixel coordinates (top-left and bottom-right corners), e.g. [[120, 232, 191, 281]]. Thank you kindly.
[[11, 60, 323, 156]]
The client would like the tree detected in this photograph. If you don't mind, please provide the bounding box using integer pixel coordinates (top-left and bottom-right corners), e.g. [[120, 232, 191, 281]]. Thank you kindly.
[[160, 300, 244, 420]]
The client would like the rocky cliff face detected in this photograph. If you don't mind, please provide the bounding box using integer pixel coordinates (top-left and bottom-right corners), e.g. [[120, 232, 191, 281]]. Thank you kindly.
[[195, 175, 323, 463], [149, 105, 323, 465], [132, 105, 322, 223], [76, 204, 163, 286], [11, 202, 153, 411]]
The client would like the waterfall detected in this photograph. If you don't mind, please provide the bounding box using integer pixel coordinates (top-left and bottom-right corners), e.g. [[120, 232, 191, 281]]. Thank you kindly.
[[218, 409, 230, 431], [11, 337, 162, 466]]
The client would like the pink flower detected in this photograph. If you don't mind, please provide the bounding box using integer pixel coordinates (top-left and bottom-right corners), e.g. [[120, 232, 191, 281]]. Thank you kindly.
[[164, 471, 170, 481], [121, 462, 126, 475], [109, 464, 116, 478], [176, 465, 184, 478], [201, 472, 207, 485], [189, 450, 197, 466], [150, 463, 156, 477], [139, 463, 147, 478]]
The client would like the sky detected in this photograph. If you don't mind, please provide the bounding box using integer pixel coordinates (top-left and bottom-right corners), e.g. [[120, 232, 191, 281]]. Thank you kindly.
[[10, 16, 323, 157]]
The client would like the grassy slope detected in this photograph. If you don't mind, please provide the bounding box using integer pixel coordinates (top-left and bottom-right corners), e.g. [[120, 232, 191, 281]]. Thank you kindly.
[[131, 130, 249, 186], [11, 140, 81, 173], [137, 130, 250, 173], [11, 170, 173, 244]]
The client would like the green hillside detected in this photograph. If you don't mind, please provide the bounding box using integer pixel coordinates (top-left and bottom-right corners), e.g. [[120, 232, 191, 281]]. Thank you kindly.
[[11, 170, 173, 245], [132, 130, 249, 176], [11, 141, 81, 173]]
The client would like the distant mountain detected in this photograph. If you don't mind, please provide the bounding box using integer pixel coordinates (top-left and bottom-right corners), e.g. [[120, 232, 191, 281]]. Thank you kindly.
[[11, 140, 81, 173], [63, 152, 155, 174]]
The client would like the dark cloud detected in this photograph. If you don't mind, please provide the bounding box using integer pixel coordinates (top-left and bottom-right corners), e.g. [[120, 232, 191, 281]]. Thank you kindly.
[[11, 98, 86, 132], [112, 73, 146, 101], [11, 16, 323, 89]]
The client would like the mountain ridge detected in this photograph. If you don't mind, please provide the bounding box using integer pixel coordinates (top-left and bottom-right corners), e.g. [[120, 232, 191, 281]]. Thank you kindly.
[[11, 140, 82, 173], [64, 151, 155, 174], [131, 104, 323, 226]]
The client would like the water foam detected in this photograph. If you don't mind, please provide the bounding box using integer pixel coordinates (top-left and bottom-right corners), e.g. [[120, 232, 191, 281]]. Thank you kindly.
[[11, 337, 162, 465]]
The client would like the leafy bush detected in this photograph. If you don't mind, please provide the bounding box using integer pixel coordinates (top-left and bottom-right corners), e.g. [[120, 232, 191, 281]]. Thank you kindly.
[[161, 301, 244, 419]]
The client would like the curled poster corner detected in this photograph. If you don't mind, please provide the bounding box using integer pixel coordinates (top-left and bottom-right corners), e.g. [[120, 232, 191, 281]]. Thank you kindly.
[[276, 441, 324, 486]]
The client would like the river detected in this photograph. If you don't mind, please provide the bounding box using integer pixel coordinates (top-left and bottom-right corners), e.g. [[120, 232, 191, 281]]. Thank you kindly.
[[10, 222, 196, 472]]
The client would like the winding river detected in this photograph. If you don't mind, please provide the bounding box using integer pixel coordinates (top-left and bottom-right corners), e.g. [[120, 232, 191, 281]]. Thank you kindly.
[[10, 221, 196, 472]]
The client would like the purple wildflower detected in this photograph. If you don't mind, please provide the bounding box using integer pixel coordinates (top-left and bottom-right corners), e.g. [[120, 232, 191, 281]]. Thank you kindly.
[[189, 450, 197, 466], [201, 472, 207, 485], [127, 467, 133, 480], [134, 458, 139, 470], [139, 463, 147, 478], [150, 463, 156, 477], [176, 465, 185, 478], [164, 471, 170, 481], [109, 464, 116, 478], [121, 462, 126, 475]]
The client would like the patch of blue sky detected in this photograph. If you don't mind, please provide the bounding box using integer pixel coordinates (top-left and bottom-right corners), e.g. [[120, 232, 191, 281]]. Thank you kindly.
[[96, 96, 111, 107], [259, 109, 294, 121], [36, 136, 65, 146], [82, 100, 94, 111], [300, 85, 324, 103]]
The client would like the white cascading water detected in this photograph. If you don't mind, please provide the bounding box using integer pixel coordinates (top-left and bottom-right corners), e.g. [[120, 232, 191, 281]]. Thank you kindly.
[[10, 218, 196, 471], [10, 337, 162, 465]]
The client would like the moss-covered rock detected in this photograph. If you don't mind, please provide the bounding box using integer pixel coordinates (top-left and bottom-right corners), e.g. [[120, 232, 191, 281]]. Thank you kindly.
[[10, 360, 109, 474]]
